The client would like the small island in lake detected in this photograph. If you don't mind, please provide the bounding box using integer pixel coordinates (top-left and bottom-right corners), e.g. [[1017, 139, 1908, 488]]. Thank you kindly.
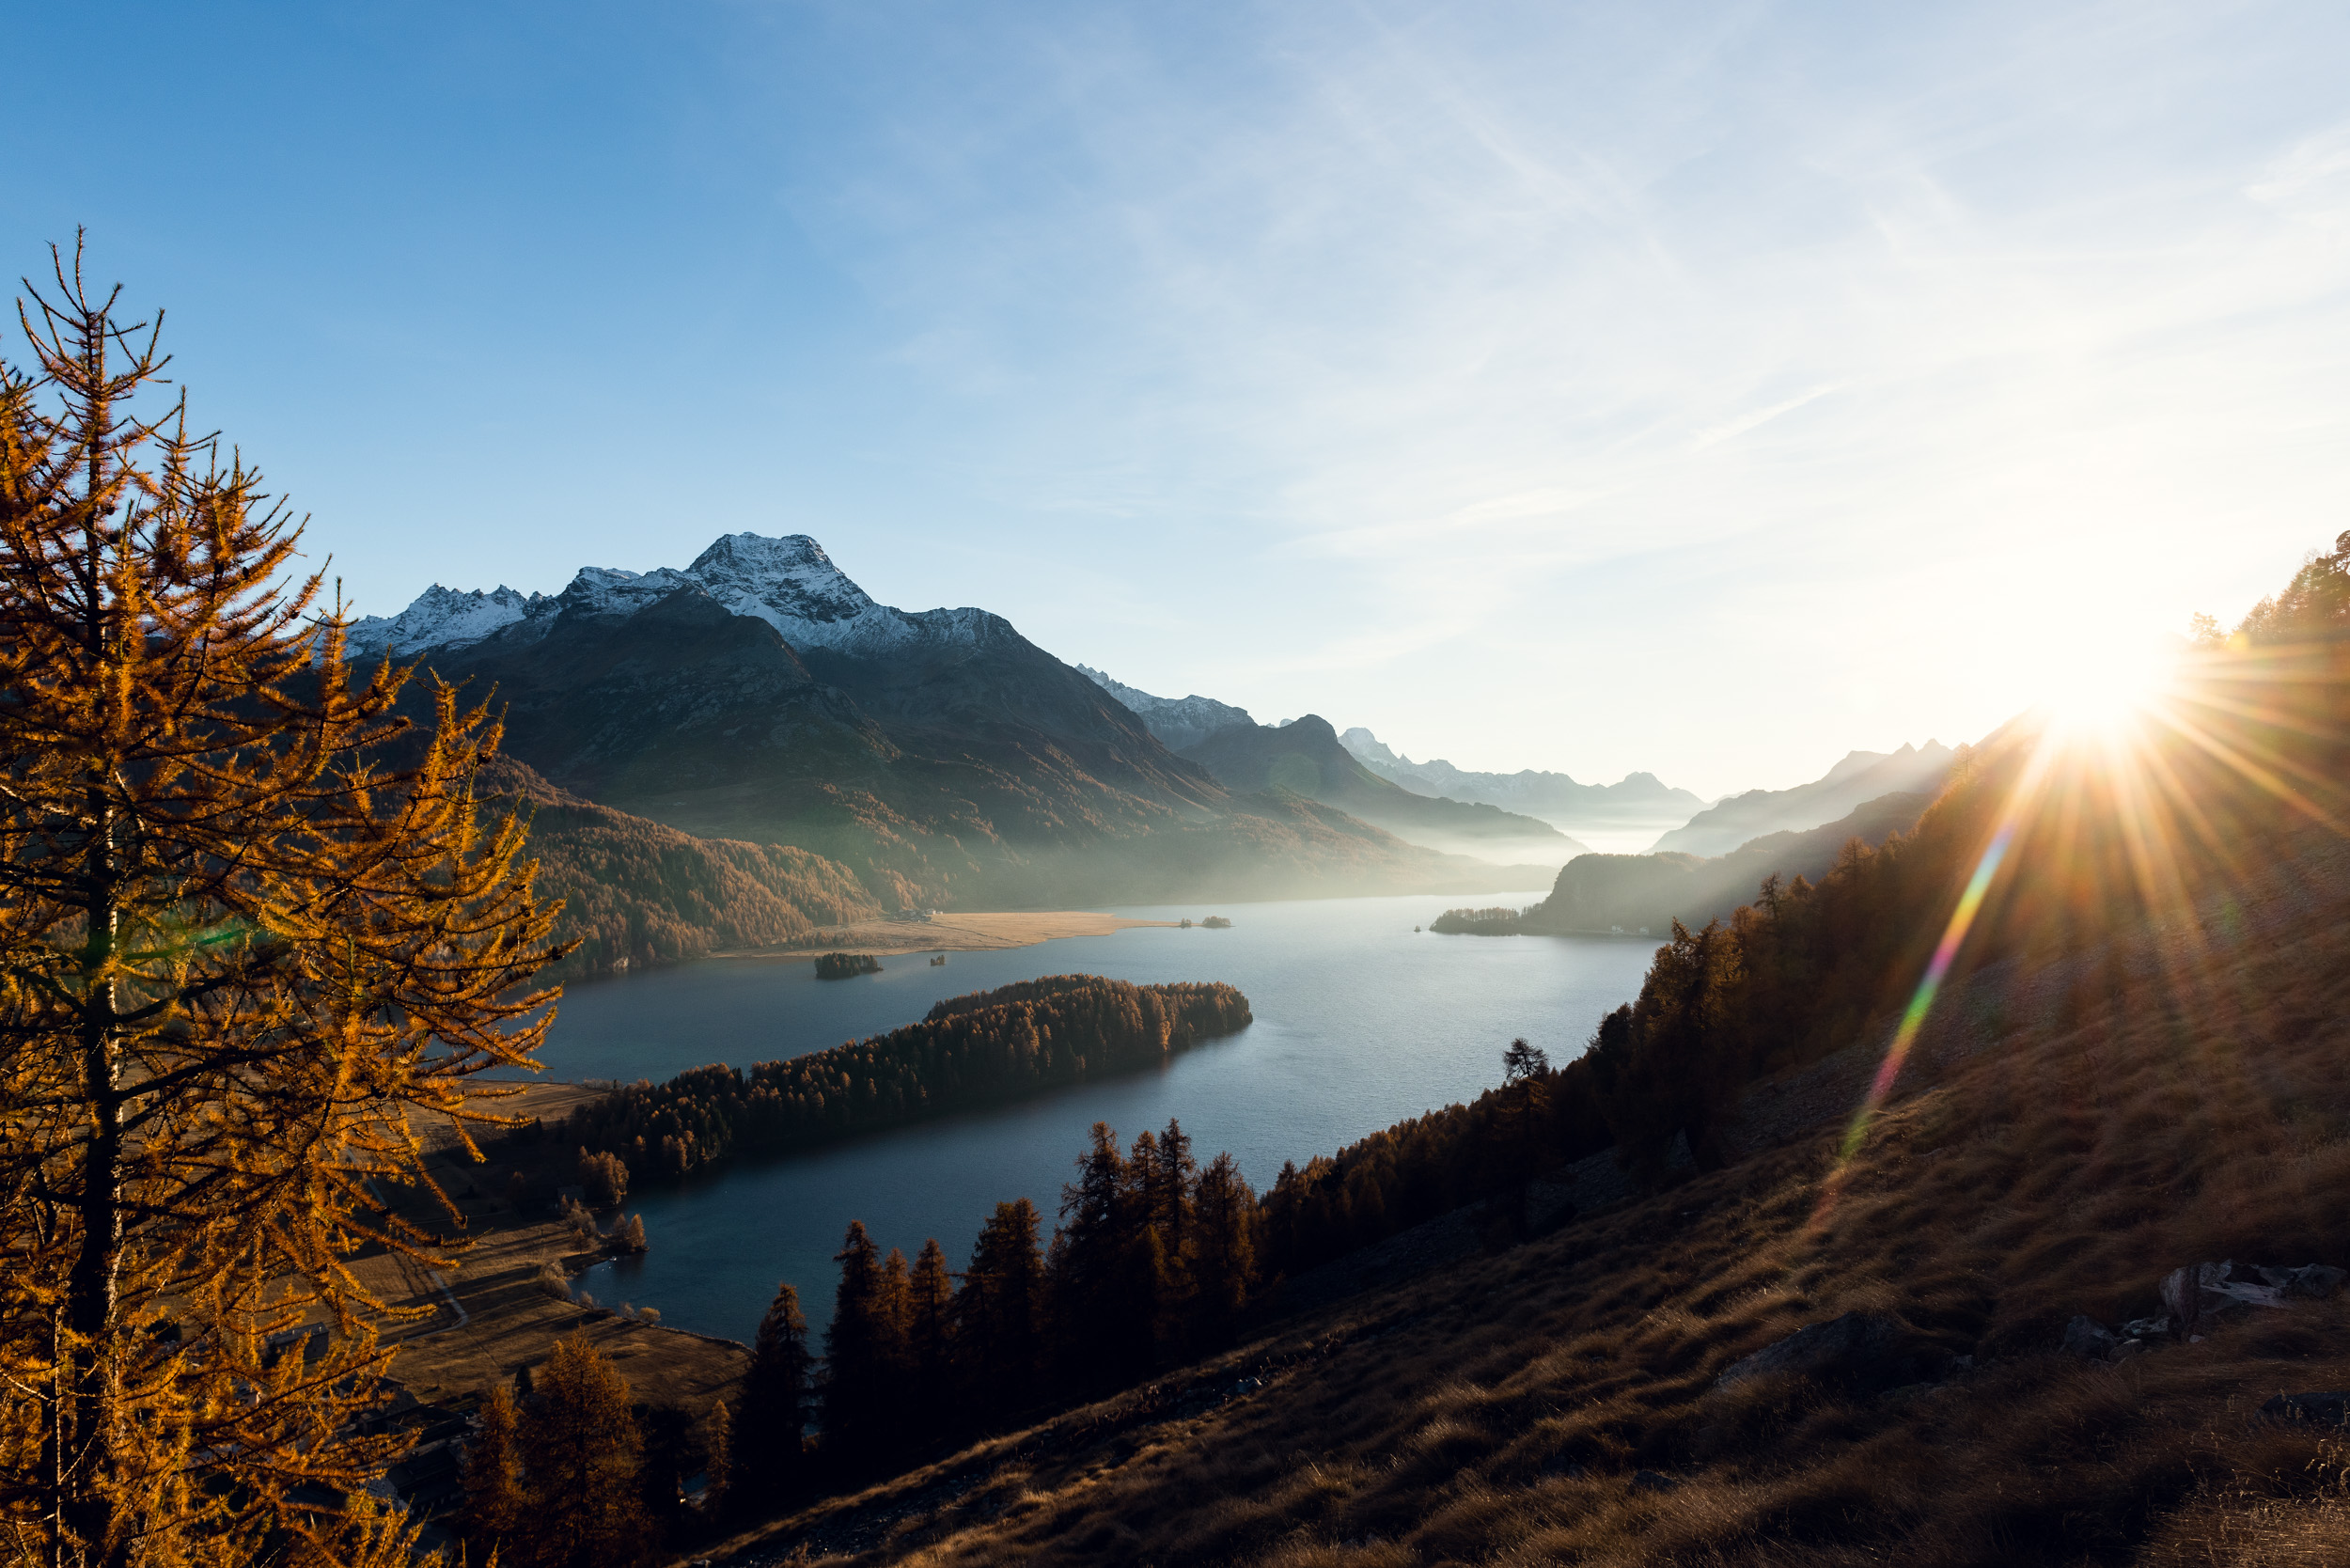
[[1429, 906, 1523, 935], [1200, 915, 1232, 929], [569, 975, 1253, 1181], [813, 950, 883, 979]]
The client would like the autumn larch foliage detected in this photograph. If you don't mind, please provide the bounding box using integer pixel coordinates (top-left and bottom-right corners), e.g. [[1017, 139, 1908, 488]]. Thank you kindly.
[[0, 245, 569, 1563], [568, 976, 1251, 1179]]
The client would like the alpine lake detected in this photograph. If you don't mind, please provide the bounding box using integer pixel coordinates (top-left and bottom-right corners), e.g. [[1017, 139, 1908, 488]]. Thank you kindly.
[[541, 892, 1657, 1342]]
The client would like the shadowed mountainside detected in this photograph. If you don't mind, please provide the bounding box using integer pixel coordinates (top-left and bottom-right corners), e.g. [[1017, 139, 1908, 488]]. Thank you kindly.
[[1180, 715, 1590, 863], [1652, 740, 1957, 855], [380, 537, 1552, 912], [1512, 788, 1940, 935]]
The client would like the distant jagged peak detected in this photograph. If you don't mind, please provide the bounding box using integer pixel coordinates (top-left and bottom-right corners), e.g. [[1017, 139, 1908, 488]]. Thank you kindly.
[[1339, 727, 1407, 768], [349, 531, 1002, 658], [686, 532, 878, 631], [1819, 740, 1950, 788], [1075, 666, 1254, 751], [555, 564, 697, 620], [346, 582, 551, 657]]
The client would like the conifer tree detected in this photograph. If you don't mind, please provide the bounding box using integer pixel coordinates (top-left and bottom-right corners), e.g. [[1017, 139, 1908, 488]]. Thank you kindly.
[[956, 1199, 1045, 1420], [905, 1238, 955, 1435], [1054, 1123, 1161, 1390], [458, 1385, 525, 1553], [1151, 1118, 1198, 1253], [737, 1282, 811, 1503], [699, 1399, 733, 1520], [822, 1222, 901, 1464], [1190, 1152, 1260, 1349], [513, 1334, 650, 1568], [0, 246, 567, 1564]]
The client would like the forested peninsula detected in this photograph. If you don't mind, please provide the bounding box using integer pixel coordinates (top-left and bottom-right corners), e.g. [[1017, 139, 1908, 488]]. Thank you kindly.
[[566, 976, 1252, 1181]]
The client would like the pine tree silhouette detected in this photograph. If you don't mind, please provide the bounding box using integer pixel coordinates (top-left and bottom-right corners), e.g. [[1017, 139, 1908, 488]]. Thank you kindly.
[[907, 1238, 956, 1436], [738, 1282, 811, 1505], [957, 1199, 1046, 1422]]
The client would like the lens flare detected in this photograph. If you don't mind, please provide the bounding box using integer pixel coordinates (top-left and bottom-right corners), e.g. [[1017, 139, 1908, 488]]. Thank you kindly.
[[2041, 639, 2176, 740]]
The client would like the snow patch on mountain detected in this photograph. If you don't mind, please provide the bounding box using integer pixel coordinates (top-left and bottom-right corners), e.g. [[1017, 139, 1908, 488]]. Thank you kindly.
[[349, 533, 1000, 659], [1076, 667, 1256, 752], [346, 584, 549, 658]]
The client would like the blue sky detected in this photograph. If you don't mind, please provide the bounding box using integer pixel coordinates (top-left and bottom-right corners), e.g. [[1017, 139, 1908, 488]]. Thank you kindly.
[[9, 1, 2348, 797]]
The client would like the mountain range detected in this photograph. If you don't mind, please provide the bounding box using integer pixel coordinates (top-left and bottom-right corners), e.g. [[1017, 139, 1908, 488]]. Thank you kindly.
[[1072, 671, 1589, 866], [1513, 787, 1943, 936], [1649, 741, 1958, 856], [350, 536, 1554, 970], [1339, 728, 1709, 839]]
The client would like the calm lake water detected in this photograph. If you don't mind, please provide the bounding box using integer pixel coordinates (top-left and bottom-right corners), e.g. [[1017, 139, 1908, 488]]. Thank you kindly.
[[556, 893, 1656, 1343]]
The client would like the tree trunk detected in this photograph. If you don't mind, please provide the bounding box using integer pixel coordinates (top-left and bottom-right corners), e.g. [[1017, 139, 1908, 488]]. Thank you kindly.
[[61, 782, 125, 1568]]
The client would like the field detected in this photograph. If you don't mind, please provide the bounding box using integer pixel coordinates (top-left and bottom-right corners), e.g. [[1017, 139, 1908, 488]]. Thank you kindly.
[[350, 1080, 749, 1417]]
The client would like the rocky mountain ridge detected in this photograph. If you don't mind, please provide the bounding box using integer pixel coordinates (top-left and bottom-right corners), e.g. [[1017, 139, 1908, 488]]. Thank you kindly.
[[354, 533, 1552, 915], [349, 532, 998, 661], [1340, 726, 1709, 831], [1652, 740, 1958, 856], [1076, 666, 1256, 752]]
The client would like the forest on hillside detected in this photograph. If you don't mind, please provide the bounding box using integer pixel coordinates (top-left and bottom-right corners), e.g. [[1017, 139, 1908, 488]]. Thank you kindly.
[[565, 976, 1252, 1182]]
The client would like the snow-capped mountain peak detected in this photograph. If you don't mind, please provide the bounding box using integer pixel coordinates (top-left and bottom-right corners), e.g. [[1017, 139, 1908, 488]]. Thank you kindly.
[[686, 533, 876, 630], [345, 583, 548, 657], [347, 533, 995, 659], [1077, 666, 1255, 752]]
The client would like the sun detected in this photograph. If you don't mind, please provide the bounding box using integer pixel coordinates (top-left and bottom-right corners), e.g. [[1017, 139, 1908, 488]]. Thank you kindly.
[[2039, 638, 2176, 740]]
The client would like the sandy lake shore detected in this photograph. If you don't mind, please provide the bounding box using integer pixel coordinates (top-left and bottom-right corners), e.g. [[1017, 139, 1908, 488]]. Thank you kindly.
[[712, 909, 1183, 961]]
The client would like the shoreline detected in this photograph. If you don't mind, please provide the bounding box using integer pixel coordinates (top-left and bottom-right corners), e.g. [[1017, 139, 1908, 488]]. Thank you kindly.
[[709, 909, 1183, 962]]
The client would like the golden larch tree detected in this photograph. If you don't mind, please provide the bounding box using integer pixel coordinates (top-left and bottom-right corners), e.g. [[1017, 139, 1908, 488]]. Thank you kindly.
[[0, 243, 570, 1565]]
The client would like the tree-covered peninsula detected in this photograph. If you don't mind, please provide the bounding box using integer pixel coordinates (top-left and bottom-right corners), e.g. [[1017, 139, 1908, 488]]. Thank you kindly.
[[567, 976, 1251, 1181]]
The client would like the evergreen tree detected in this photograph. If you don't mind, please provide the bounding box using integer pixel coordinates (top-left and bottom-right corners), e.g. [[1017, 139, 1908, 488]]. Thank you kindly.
[[699, 1399, 734, 1520], [0, 246, 566, 1564], [822, 1223, 905, 1466], [1151, 1118, 1198, 1252], [1145, 1119, 1199, 1351], [1501, 1037, 1551, 1192], [956, 1200, 1045, 1422], [737, 1283, 811, 1506], [1190, 1152, 1259, 1349], [514, 1334, 651, 1568], [1051, 1123, 1163, 1389], [458, 1385, 525, 1553], [906, 1238, 955, 1437]]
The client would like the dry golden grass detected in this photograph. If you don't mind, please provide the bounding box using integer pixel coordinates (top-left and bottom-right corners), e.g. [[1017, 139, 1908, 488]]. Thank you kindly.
[[702, 826, 2350, 1566]]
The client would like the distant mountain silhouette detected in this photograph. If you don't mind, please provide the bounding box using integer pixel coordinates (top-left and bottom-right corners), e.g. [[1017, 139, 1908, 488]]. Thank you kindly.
[[1516, 788, 1941, 936], [1338, 728, 1706, 835], [1179, 715, 1590, 862], [1649, 742, 1957, 856]]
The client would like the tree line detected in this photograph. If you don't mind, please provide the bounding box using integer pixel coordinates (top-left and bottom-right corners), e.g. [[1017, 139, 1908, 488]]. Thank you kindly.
[[713, 1117, 1262, 1489], [1261, 562, 2350, 1280], [564, 977, 1252, 1184]]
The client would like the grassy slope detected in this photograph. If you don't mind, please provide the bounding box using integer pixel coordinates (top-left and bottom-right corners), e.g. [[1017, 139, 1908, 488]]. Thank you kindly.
[[705, 823, 2350, 1567], [482, 756, 882, 983]]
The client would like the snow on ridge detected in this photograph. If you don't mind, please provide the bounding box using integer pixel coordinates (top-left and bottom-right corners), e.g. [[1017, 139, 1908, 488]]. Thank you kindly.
[[346, 584, 548, 657], [1076, 666, 1254, 751], [351, 534, 996, 657]]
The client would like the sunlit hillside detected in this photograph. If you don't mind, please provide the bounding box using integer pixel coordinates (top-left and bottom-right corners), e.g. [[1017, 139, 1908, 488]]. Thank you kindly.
[[697, 536, 2350, 1566]]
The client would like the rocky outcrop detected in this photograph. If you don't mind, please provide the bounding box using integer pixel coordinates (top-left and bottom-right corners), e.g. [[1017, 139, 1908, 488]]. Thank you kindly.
[[1715, 1312, 1953, 1394]]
